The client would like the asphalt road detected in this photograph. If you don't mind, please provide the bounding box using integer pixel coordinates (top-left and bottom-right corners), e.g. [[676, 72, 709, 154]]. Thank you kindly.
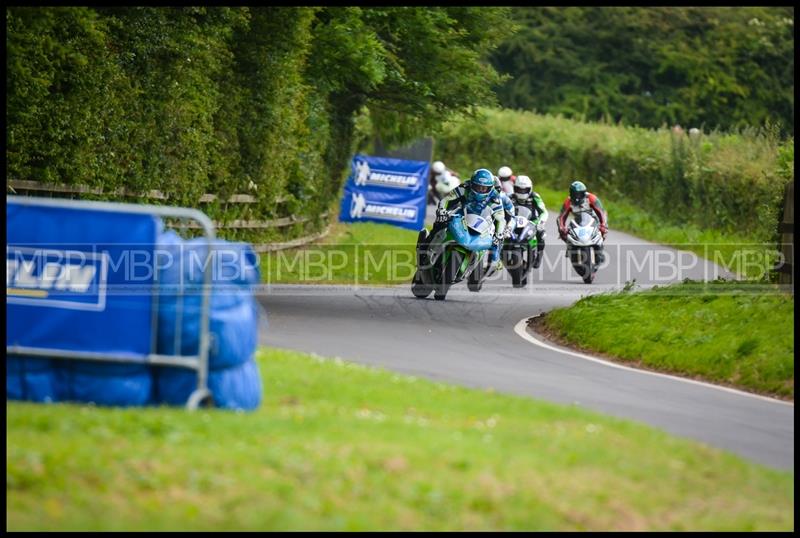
[[256, 207, 794, 470]]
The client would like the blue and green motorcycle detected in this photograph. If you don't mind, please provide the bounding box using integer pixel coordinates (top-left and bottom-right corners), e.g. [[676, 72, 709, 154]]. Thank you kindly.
[[411, 206, 494, 301]]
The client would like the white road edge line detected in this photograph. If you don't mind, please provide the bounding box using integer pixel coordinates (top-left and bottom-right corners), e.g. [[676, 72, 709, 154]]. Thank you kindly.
[[514, 317, 793, 407]]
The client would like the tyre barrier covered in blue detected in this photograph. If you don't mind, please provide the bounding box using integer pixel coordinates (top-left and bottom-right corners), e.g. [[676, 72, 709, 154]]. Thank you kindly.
[[7, 230, 263, 410], [7, 356, 59, 403], [156, 231, 259, 369], [152, 231, 262, 410], [55, 361, 153, 407], [153, 357, 262, 411]]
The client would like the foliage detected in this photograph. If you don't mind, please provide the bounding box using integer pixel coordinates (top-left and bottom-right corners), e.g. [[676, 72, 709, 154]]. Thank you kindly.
[[437, 108, 793, 252], [6, 7, 510, 242], [490, 7, 794, 135]]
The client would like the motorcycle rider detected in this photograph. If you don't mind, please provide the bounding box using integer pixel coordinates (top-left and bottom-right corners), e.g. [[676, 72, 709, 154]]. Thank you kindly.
[[510, 175, 548, 269], [497, 165, 515, 196], [428, 160, 460, 204], [433, 168, 509, 270], [494, 174, 517, 232], [557, 180, 608, 262]]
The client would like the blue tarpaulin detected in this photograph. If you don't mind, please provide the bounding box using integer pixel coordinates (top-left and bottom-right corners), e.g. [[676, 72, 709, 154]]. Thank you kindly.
[[7, 200, 263, 410]]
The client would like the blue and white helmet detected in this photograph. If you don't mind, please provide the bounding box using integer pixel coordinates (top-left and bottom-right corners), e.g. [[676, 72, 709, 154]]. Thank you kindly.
[[469, 168, 495, 202]]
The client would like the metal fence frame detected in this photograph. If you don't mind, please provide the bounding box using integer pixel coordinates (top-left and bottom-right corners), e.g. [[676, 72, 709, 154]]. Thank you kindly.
[[6, 195, 216, 409]]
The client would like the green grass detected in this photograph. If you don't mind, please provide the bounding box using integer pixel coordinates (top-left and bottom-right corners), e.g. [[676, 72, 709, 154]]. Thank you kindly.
[[262, 221, 418, 286], [539, 281, 794, 398], [7, 347, 794, 531]]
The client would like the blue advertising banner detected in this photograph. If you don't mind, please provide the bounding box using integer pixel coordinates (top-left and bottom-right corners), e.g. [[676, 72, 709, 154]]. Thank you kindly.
[[339, 154, 429, 231], [7, 201, 159, 359]]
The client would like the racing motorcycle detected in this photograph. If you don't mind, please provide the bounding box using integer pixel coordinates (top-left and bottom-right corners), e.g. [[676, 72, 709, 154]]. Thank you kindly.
[[411, 205, 494, 301], [564, 208, 604, 284], [502, 205, 539, 288]]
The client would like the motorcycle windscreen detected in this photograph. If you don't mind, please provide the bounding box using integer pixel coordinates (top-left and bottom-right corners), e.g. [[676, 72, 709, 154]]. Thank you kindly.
[[516, 206, 533, 220], [448, 218, 493, 252], [573, 211, 596, 226]]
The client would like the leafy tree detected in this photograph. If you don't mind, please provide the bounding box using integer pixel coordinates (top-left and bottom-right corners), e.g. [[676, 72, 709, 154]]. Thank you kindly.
[[490, 7, 794, 135]]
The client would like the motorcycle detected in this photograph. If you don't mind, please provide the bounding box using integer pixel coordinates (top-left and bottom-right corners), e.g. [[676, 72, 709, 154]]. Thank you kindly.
[[411, 205, 494, 301], [564, 208, 604, 284], [502, 205, 539, 288]]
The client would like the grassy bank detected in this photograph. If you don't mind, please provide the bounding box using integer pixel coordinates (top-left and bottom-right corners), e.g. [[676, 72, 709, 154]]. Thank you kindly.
[[262, 221, 417, 286], [536, 281, 794, 399], [7, 347, 794, 531]]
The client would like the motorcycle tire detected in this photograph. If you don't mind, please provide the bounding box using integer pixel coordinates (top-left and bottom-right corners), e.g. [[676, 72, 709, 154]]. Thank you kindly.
[[434, 249, 463, 301], [571, 248, 587, 277], [507, 250, 523, 287], [582, 248, 594, 284], [411, 270, 433, 298], [467, 255, 485, 292]]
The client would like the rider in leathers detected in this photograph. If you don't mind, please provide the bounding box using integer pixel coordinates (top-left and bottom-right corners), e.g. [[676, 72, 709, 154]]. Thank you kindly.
[[510, 175, 548, 269], [432, 168, 513, 269], [557, 180, 608, 263]]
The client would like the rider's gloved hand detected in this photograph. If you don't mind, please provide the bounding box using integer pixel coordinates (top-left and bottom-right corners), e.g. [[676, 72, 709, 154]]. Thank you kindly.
[[536, 221, 546, 232], [493, 231, 504, 245], [503, 226, 513, 238], [435, 207, 449, 224], [599, 224, 608, 238], [558, 227, 567, 241]]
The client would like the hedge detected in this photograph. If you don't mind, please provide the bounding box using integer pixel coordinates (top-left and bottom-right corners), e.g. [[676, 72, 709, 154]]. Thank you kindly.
[[437, 108, 793, 245], [6, 7, 356, 244]]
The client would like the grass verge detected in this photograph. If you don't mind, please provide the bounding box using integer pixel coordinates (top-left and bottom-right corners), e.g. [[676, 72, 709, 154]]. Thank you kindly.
[[535, 280, 794, 399], [262, 221, 418, 286], [7, 347, 794, 531]]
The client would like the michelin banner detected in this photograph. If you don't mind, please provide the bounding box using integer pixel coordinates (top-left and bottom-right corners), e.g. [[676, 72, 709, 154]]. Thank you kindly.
[[7, 201, 158, 358], [339, 154, 429, 231]]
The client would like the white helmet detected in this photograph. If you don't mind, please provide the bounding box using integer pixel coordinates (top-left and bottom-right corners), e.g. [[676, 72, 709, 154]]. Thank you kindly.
[[497, 165, 513, 180], [435, 171, 460, 195], [432, 161, 446, 174], [514, 175, 533, 200]]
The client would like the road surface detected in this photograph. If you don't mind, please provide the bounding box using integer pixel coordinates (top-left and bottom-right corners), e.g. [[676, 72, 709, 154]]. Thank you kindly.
[[256, 209, 794, 469]]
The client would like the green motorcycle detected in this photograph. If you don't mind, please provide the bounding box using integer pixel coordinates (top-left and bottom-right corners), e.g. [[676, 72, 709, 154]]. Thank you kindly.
[[502, 205, 539, 288], [411, 206, 495, 301]]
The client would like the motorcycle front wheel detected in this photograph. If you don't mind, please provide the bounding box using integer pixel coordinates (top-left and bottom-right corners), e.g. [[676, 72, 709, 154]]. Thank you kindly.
[[582, 247, 594, 284], [467, 253, 485, 292], [411, 270, 433, 298], [434, 249, 464, 301], [506, 249, 524, 287]]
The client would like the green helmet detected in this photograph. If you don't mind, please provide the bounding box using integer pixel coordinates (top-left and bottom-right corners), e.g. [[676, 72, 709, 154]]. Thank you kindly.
[[569, 181, 587, 205]]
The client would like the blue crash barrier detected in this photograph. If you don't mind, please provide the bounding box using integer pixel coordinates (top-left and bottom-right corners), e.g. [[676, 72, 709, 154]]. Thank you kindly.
[[7, 197, 263, 410], [7, 357, 59, 403], [153, 230, 262, 410], [7, 198, 160, 406]]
